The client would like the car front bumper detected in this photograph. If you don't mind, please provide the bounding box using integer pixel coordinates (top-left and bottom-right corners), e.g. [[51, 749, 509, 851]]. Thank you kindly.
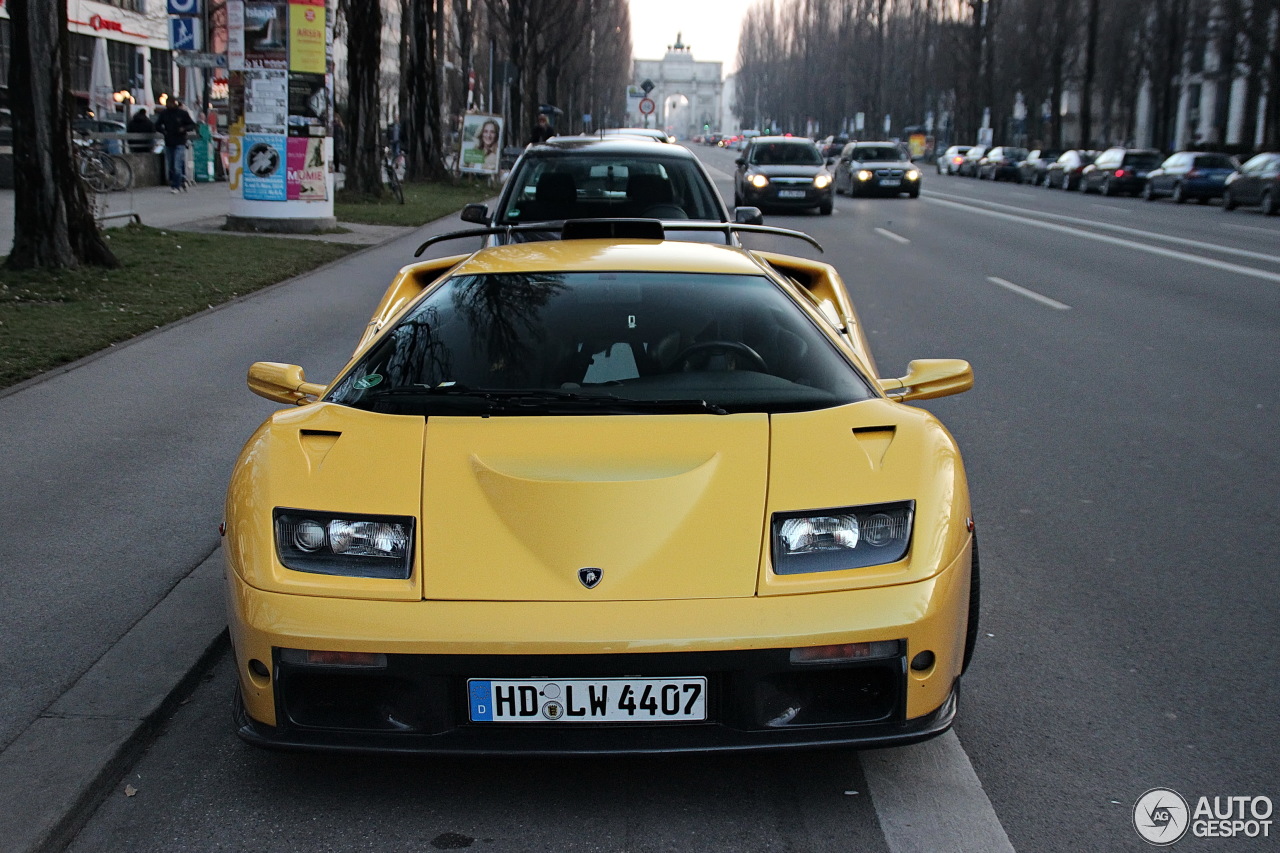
[[742, 184, 831, 209], [226, 542, 971, 755]]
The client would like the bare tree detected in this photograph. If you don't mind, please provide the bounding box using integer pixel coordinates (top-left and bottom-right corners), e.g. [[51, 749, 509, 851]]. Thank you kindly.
[[341, 0, 384, 195], [5, 0, 116, 271]]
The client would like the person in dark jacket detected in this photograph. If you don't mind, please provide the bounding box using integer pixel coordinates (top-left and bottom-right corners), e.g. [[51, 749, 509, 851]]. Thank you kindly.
[[126, 108, 155, 154], [153, 100, 197, 192], [528, 114, 555, 144]]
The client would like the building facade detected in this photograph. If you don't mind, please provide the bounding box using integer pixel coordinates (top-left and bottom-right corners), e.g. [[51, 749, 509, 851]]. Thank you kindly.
[[633, 33, 722, 139]]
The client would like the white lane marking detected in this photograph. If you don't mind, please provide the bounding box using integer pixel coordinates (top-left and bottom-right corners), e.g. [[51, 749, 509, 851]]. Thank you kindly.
[[1221, 222, 1280, 236], [924, 195, 1280, 284], [702, 162, 737, 182], [875, 227, 911, 244], [863, 730, 1017, 853], [987, 276, 1072, 310], [926, 189, 1280, 266]]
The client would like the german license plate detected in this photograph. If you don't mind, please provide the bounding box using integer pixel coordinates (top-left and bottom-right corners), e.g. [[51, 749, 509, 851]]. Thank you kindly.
[[880, 179, 900, 187], [468, 677, 707, 723], [777, 190, 806, 198]]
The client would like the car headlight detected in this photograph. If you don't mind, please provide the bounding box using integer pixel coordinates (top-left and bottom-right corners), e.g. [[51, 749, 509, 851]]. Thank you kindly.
[[857, 170, 873, 182], [772, 501, 913, 574], [813, 174, 832, 189], [274, 509, 414, 579], [750, 174, 770, 188], [906, 170, 920, 181]]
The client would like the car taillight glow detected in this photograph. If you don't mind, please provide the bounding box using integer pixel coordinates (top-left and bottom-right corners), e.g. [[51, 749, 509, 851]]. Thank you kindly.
[[1114, 169, 1129, 178]]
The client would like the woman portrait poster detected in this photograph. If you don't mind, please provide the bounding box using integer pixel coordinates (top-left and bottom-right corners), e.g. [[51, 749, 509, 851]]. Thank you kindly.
[[460, 114, 503, 174]]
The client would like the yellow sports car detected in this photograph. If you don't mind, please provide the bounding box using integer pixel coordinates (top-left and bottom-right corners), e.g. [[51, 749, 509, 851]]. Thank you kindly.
[[225, 220, 978, 754]]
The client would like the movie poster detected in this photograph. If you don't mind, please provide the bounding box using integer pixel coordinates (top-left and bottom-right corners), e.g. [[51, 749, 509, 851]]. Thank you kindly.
[[287, 136, 327, 200], [243, 1, 288, 69]]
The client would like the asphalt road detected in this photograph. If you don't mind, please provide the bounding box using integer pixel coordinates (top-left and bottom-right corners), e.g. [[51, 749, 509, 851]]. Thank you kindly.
[[53, 146, 1280, 852]]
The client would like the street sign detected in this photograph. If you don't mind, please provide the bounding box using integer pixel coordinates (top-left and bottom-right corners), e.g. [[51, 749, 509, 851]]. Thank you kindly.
[[639, 97, 655, 116], [169, 17, 201, 51], [175, 52, 228, 68], [641, 79, 655, 94], [167, 0, 200, 13]]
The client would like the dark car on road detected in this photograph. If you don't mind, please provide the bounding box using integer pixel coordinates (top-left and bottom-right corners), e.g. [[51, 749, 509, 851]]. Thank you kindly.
[[1017, 149, 1063, 185], [976, 146, 1027, 181], [1143, 151, 1238, 203], [956, 145, 989, 177], [1079, 147, 1163, 195], [1044, 149, 1097, 190], [832, 141, 921, 198], [819, 134, 850, 158], [462, 136, 758, 243], [936, 144, 972, 175], [1223, 152, 1280, 215], [734, 136, 834, 215]]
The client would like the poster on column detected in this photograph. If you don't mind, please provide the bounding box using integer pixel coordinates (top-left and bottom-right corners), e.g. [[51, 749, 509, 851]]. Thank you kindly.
[[287, 72, 328, 137], [243, 134, 288, 200], [243, 1, 288, 69], [287, 136, 327, 200], [289, 0, 326, 74], [244, 69, 288, 133], [228, 0, 246, 70]]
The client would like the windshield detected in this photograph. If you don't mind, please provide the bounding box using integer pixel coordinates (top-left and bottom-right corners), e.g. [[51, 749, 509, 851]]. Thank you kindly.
[[749, 142, 824, 166], [328, 272, 874, 416], [499, 154, 724, 224], [852, 147, 903, 162]]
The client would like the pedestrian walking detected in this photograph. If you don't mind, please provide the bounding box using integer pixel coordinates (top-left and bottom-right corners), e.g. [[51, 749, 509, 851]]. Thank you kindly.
[[529, 114, 555, 145], [154, 99, 196, 193], [333, 113, 346, 172], [126, 108, 155, 154]]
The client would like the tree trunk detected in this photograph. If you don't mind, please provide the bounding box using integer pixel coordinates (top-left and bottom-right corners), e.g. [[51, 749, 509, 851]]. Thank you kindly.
[[344, 0, 383, 195], [1080, 0, 1099, 147], [5, 0, 117, 270]]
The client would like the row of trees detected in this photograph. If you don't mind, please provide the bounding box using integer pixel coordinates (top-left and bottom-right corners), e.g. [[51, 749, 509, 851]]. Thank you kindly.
[[340, 0, 634, 194], [735, 0, 1280, 153]]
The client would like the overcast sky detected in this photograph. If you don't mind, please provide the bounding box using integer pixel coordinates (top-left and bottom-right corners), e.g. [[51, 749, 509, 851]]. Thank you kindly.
[[627, 0, 755, 74]]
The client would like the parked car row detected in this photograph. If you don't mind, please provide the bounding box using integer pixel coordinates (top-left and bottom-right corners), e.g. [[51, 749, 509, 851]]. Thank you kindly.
[[938, 143, 1279, 214]]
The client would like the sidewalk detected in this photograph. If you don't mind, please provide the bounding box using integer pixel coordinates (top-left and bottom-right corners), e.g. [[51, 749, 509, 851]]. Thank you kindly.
[[0, 178, 405, 256], [0, 208, 466, 853]]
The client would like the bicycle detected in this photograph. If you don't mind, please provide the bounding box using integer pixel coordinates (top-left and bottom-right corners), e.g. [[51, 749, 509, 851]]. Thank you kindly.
[[75, 137, 134, 193], [382, 145, 405, 204]]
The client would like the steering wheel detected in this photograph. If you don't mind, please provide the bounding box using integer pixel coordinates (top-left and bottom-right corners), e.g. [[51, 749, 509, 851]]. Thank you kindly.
[[671, 340, 768, 373]]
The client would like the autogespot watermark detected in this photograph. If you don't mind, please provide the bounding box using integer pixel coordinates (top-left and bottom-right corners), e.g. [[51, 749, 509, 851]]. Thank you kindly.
[[1134, 788, 1274, 845]]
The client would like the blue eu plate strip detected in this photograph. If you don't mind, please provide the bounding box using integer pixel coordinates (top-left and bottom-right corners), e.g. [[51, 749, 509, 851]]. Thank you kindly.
[[469, 680, 493, 721]]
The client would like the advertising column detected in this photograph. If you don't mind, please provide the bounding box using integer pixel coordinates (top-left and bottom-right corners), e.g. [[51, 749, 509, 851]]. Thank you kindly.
[[225, 0, 335, 231]]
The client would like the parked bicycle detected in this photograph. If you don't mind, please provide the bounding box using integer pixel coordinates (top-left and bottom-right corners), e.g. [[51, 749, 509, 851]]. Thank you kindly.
[[75, 135, 134, 193]]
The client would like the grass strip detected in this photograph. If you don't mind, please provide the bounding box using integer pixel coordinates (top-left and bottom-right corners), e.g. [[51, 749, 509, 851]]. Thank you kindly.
[[0, 224, 356, 389], [334, 178, 495, 226]]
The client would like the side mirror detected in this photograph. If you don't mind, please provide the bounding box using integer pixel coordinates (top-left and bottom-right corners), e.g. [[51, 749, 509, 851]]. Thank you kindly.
[[460, 203, 489, 225], [247, 362, 328, 405], [735, 157, 746, 167], [879, 359, 973, 402], [734, 206, 764, 226]]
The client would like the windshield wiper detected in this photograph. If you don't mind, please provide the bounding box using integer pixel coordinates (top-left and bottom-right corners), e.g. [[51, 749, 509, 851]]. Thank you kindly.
[[357, 384, 728, 415]]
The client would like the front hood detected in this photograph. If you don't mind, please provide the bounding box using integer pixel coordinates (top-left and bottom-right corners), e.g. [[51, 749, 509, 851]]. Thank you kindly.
[[853, 160, 915, 171], [421, 415, 769, 602], [754, 164, 825, 179]]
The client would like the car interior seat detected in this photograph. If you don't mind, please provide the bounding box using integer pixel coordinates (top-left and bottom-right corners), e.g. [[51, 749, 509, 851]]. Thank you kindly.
[[519, 172, 577, 221], [627, 173, 688, 219]]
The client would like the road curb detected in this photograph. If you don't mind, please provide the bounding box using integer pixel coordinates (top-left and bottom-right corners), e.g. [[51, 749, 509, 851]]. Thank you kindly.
[[0, 551, 229, 853]]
